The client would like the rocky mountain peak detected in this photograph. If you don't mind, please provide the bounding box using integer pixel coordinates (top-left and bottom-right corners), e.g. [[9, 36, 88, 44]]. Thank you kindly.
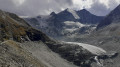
[[50, 12, 56, 15], [77, 9, 90, 14]]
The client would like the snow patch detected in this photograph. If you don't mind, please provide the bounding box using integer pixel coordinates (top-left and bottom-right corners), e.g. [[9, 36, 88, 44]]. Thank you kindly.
[[64, 42, 106, 55], [64, 21, 85, 27], [65, 28, 78, 32], [19, 16, 31, 18], [63, 21, 89, 33]]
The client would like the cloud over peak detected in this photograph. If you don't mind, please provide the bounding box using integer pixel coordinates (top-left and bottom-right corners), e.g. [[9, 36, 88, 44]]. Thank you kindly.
[[0, 0, 119, 16]]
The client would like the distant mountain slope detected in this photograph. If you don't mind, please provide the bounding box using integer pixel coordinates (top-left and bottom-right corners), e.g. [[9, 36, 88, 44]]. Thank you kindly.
[[77, 9, 104, 24], [97, 4, 120, 30]]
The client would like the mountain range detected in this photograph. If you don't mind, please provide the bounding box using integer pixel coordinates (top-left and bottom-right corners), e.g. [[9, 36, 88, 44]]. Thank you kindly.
[[0, 4, 120, 67], [23, 5, 120, 67], [24, 9, 104, 40], [0, 9, 106, 67]]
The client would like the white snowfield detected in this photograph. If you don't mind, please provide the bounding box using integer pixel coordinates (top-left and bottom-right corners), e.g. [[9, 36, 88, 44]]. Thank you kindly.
[[63, 21, 89, 33], [64, 42, 106, 55]]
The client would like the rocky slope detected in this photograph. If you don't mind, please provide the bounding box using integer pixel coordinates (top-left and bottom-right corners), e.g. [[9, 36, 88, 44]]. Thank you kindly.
[[0, 40, 47, 67], [21, 41, 78, 67]]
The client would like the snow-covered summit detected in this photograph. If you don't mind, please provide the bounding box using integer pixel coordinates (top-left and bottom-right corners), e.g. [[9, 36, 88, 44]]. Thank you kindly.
[[66, 8, 80, 19]]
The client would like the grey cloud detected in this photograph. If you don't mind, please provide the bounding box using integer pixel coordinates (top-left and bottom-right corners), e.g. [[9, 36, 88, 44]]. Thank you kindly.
[[0, 0, 119, 16], [0, 0, 17, 12], [0, 0, 73, 16], [88, 0, 120, 16], [55, 0, 73, 5]]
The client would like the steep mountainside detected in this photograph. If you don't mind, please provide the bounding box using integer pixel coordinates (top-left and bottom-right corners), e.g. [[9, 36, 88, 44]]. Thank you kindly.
[[0, 10, 50, 42], [93, 4, 120, 37], [24, 9, 104, 39]]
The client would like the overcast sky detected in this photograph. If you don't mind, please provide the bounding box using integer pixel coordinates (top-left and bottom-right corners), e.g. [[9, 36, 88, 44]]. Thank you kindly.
[[0, 0, 120, 16]]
